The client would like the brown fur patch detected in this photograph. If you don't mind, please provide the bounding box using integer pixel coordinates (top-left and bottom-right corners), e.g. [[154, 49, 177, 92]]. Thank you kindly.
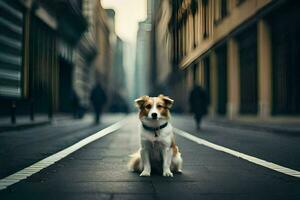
[[135, 96, 153, 119], [171, 137, 179, 156], [172, 145, 178, 156], [138, 98, 153, 119], [135, 96, 150, 108], [156, 97, 170, 118], [158, 94, 174, 108]]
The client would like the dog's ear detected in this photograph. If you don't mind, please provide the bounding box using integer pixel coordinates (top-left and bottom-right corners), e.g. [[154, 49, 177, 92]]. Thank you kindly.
[[134, 96, 149, 109], [159, 94, 174, 109]]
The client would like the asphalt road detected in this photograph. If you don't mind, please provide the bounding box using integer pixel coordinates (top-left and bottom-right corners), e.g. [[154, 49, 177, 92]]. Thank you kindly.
[[0, 114, 125, 179], [172, 115, 300, 171], [0, 114, 299, 199]]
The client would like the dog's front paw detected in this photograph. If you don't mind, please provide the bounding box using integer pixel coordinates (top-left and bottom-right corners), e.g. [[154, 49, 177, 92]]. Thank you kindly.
[[140, 170, 151, 177], [163, 170, 173, 177]]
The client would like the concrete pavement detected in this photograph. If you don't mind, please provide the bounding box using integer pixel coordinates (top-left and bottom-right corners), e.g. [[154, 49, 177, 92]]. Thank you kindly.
[[0, 114, 299, 199]]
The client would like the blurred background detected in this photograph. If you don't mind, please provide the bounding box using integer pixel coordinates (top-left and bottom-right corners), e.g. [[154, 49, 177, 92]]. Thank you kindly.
[[0, 0, 299, 125]]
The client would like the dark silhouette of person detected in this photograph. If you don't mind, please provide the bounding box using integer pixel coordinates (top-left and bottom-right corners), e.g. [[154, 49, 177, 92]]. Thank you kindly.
[[70, 89, 79, 119], [90, 82, 107, 124], [189, 84, 208, 130]]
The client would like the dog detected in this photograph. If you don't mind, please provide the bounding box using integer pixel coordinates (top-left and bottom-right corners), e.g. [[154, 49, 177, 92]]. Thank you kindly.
[[128, 94, 183, 177]]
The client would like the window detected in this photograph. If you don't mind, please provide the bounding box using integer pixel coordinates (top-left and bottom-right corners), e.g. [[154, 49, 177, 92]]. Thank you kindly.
[[221, 0, 228, 18], [0, 0, 24, 98], [202, 0, 209, 38], [214, 0, 229, 23]]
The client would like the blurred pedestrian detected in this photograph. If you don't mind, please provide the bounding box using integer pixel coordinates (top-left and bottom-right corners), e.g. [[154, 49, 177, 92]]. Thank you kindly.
[[70, 89, 79, 119], [90, 82, 107, 124], [189, 84, 208, 130]]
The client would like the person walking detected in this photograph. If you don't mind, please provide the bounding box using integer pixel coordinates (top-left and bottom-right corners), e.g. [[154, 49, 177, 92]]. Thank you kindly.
[[189, 84, 208, 130], [70, 89, 79, 119], [90, 82, 107, 124]]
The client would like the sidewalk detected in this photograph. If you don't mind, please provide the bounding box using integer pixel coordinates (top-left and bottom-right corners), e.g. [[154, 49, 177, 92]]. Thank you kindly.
[[0, 114, 74, 133], [207, 117, 300, 135], [0, 115, 49, 133]]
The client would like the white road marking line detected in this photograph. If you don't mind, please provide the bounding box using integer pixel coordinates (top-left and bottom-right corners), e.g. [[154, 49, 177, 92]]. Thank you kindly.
[[174, 128, 300, 178], [0, 118, 127, 190]]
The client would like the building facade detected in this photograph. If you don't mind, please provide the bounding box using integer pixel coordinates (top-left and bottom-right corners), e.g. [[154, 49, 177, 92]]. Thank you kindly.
[[92, 3, 111, 92], [134, 20, 152, 98], [134, 0, 162, 99], [153, 0, 187, 112], [0, 0, 88, 121], [0, 0, 113, 122], [104, 9, 127, 112], [159, 0, 300, 120]]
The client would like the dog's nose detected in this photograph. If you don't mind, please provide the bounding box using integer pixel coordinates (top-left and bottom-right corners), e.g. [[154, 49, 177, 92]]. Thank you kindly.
[[151, 113, 157, 119]]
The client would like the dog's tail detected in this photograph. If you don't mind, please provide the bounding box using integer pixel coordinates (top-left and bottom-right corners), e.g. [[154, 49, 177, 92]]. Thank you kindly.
[[127, 150, 142, 172]]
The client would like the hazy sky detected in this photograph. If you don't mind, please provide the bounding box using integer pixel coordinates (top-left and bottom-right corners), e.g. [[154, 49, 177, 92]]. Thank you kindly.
[[101, 0, 147, 101], [101, 0, 147, 43]]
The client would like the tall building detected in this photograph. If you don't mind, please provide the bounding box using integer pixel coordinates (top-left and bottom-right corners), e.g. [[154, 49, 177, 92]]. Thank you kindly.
[[73, 0, 98, 109], [154, 0, 172, 88], [105, 9, 127, 112], [134, 21, 152, 98], [92, 3, 111, 93], [110, 36, 126, 96], [134, 0, 160, 98], [156, 0, 300, 120]]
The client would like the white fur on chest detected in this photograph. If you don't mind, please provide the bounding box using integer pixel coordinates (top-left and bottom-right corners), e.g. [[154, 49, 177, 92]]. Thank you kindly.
[[139, 123, 173, 164], [139, 123, 173, 146]]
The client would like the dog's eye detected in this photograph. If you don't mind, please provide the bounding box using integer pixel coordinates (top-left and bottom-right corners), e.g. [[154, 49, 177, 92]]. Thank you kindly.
[[157, 105, 163, 109], [145, 104, 152, 109]]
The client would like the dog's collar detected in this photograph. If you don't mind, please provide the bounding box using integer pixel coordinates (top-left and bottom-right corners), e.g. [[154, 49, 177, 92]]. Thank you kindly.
[[142, 122, 168, 137]]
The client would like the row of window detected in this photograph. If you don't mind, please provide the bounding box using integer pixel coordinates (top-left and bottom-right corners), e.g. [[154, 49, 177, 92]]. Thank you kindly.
[[174, 0, 247, 62]]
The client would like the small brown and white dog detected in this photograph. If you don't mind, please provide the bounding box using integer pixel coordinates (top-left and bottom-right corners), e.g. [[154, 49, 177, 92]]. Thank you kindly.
[[128, 95, 183, 177]]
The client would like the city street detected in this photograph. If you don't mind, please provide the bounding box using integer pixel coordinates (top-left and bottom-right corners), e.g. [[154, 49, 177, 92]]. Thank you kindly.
[[0, 114, 299, 200], [1, 0, 300, 199]]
